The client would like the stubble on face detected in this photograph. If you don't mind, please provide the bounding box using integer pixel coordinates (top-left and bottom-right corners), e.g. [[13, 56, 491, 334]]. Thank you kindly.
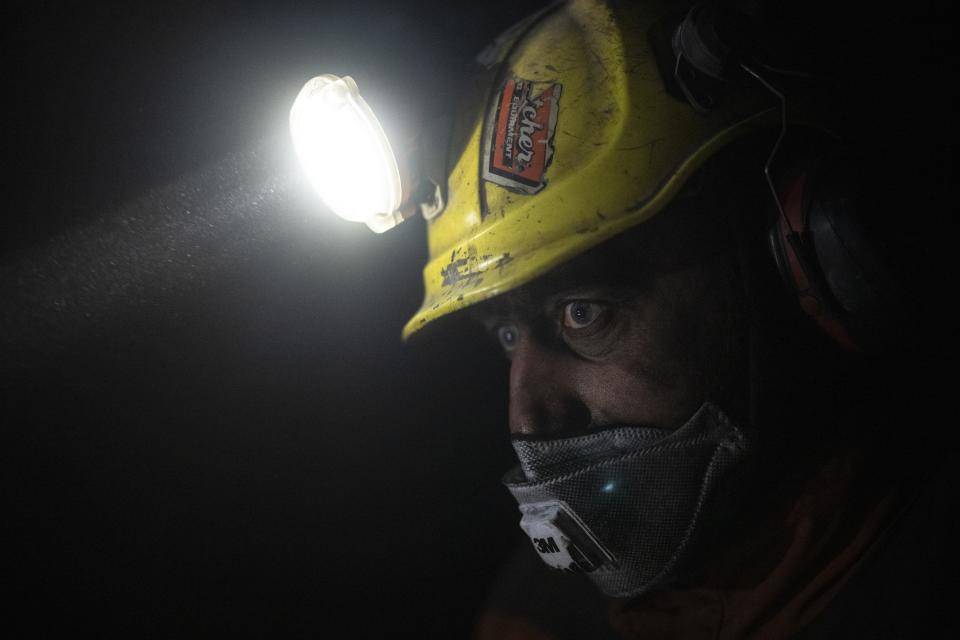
[[474, 202, 750, 435]]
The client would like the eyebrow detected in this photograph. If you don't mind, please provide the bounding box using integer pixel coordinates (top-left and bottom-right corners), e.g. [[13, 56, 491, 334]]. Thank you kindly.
[[540, 282, 640, 304], [470, 282, 641, 327]]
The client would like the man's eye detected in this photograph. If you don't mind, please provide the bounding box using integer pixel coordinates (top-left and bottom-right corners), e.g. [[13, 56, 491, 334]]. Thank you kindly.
[[562, 301, 604, 330], [496, 324, 519, 352]]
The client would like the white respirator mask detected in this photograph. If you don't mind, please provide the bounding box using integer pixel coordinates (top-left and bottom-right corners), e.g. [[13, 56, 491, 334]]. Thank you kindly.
[[503, 402, 755, 598]]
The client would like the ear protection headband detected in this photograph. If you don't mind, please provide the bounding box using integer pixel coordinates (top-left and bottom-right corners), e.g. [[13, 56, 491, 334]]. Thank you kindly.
[[671, 1, 902, 352]]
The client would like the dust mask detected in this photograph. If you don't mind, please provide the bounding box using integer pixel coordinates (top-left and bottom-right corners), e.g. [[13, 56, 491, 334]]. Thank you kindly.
[[503, 402, 754, 598]]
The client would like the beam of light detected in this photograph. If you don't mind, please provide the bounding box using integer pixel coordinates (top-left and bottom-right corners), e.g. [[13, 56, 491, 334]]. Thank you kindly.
[[0, 136, 301, 372], [289, 75, 403, 233]]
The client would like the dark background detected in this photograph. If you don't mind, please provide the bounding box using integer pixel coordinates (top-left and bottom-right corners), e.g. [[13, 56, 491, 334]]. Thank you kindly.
[[2, 1, 548, 636], [1, 1, 951, 637]]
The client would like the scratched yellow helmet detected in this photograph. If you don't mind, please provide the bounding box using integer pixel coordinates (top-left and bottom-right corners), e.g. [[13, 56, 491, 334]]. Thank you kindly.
[[402, 0, 776, 339]]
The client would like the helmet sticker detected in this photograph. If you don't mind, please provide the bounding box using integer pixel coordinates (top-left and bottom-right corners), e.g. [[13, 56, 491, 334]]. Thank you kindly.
[[482, 78, 562, 195]]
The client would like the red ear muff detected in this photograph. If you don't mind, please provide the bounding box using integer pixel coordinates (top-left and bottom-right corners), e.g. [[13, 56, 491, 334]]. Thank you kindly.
[[768, 166, 859, 351], [666, 3, 919, 355]]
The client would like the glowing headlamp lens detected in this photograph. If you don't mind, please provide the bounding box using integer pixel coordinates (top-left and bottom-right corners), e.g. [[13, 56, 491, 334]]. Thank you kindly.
[[290, 75, 402, 231]]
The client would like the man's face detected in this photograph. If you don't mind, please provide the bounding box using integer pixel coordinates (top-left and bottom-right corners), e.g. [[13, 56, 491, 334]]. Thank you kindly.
[[472, 208, 748, 437]]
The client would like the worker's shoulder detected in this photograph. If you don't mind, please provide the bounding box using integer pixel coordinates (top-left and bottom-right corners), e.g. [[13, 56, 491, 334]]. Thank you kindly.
[[798, 449, 960, 639]]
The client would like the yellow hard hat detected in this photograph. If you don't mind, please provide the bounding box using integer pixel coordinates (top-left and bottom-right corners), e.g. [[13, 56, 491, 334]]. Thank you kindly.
[[402, 0, 776, 339]]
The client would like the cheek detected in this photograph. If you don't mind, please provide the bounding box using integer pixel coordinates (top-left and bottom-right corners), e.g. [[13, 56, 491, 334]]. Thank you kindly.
[[591, 368, 699, 429], [572, 339, 703, 430], [581, 269, 737, 429]]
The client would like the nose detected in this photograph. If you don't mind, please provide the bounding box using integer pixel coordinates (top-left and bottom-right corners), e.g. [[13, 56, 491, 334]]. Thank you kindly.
[[508, 335, 592, 436]]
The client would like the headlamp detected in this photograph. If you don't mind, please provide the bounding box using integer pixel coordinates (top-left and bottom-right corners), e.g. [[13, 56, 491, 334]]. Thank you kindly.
[[290, 75, 406, 233]]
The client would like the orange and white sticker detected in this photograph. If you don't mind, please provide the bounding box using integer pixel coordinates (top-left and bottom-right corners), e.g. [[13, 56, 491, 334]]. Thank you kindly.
[[482, 78, 562, 194]]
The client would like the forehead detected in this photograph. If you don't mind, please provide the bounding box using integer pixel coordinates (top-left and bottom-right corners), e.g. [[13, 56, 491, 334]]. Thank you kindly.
[[471, 203, 726, 321]]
